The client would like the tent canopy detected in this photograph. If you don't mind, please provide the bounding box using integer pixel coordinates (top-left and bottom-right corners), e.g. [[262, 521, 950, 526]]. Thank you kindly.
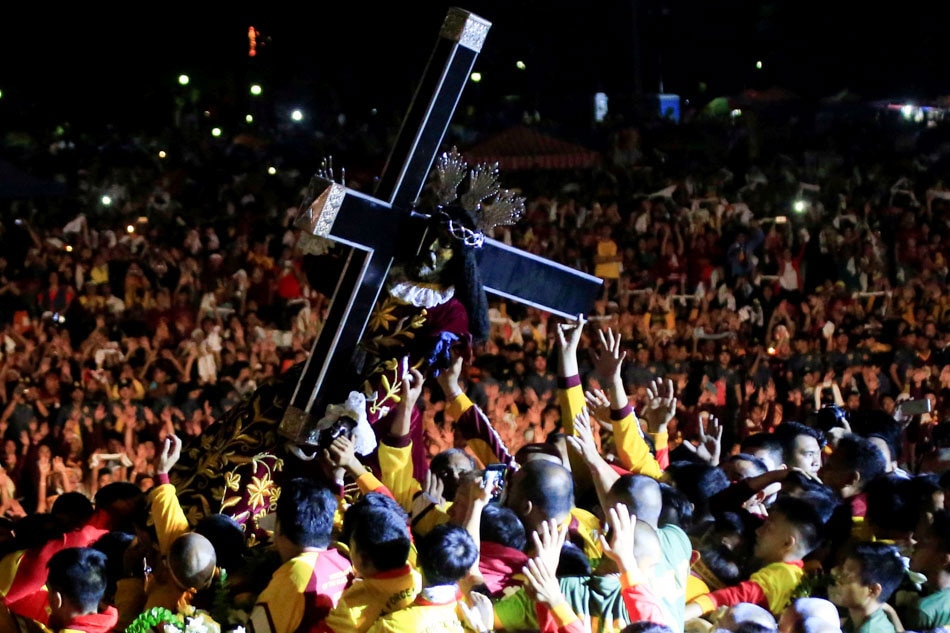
[[463, 126, 601, 170]]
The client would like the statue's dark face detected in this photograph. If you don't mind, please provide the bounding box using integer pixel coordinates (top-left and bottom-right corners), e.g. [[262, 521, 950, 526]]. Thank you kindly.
[[409, 235, 455, 283]]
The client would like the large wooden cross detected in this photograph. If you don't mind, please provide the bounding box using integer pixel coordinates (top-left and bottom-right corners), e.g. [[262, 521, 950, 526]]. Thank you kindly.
[[279, 7, 603, 443]]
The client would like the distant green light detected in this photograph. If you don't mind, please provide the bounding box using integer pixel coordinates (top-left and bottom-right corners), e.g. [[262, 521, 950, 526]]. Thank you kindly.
[[178, 74, 190, 86]]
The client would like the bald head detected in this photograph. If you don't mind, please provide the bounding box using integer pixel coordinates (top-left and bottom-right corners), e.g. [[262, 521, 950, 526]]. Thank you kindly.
[[719, 603, 777, 632], [607, 474, 663, 528], [506, 460, 574, 530], [168, 532, 217, 592], [632, 518, 661, 571], [778, 598, 841, 633]]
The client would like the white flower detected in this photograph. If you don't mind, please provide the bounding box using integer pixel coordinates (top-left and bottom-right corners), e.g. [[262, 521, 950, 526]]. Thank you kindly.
[[183, 613, 221, 633]]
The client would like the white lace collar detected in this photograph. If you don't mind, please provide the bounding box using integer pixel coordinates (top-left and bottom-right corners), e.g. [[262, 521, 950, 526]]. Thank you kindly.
[[390, 281, 455, 308]]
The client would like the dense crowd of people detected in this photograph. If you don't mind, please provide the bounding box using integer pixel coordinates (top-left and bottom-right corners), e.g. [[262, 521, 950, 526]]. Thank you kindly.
[[2, 97, 950, 633]]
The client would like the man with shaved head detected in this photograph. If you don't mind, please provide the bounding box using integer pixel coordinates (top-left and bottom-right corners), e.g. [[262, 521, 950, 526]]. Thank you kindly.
[[608, 473, 692, 632]]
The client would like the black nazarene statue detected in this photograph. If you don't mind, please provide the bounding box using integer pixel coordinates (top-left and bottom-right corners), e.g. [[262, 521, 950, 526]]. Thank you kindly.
[[168, 149, 524, 546]]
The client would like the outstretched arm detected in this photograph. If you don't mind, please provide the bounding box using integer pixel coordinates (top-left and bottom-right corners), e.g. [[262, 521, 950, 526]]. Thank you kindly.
[[439, 350, 515, 468], [556, 314, 589, 435], [566, 408, 620, 513], [151, 435, 190, 555], [611, 376, 674, 478], [379, 362, 426, 511]]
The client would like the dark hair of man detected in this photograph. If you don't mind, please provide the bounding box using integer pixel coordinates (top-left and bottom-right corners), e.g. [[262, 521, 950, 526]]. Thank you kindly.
[[728, 453, 770, 478], [195, 513, 246, 572], [93, 481, 147, 533], [711, 510, 749, 543], [665, 461, 731, 522], [480, 503, 526, 551], [782, 470, 828, 497], [341, 493, 409, 546], [697, 544, 744, 586], [855, 414, 902, 465], [769, 495, 823, 556], [556, 541, 592, 577], [741, 433, 784, 470], [926, 509, 950, 554], [800, 493, 842, 529], [416, 523, 478, 587], [834, 434, 888, 490], [91, 531, 134, 600], [51, 492, 95, 532], [276, 477, 337, 549], [659, 481, 694, 531], [846, 541, 906, 603], [865, 474, 921, 536], [774, 422, 827, 461], [0, 513, 62, 559], [46, 547, 109, 614], [518, 460, 574, 519], [347, 505, 411, 572]]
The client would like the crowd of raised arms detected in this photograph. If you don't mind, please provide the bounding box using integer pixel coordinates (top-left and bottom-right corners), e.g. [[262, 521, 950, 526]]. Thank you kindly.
[[3, 105, 950, 633]]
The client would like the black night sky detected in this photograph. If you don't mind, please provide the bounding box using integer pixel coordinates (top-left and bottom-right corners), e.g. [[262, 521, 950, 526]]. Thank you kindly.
[[1, 2, 946, 132]]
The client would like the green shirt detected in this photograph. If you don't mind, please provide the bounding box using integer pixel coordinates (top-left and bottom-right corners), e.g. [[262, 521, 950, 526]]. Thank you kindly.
[[909, 587, 950, 630], [844, 607, 897, 633], [654, 523, 692, 632], [492, 523, 692, 633]]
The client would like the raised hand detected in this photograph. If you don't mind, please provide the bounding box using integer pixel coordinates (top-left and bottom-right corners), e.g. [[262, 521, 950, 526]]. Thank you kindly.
[[641, 377, 677, 434], [556, 313, 588, 377], [398, 359, 425, 410], [681, 412, 723, 465], [599, 503, 639, 577], [591, 328, 626, 384], [459, 591, 494, 633], [436, 349, 464, 399], [523, 553, 567, 608], [423, 469, 446, 507], [327, 435, 364, 476], [156, 434, 182, 474], [530, 518, 567, 571], [565, 408, 599, 463], [392, 358, 425, 437], [584, 388, 611, 425]]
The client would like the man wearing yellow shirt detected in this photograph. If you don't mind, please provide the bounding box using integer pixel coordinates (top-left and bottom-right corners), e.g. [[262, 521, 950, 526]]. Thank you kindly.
[[0, 547, 119, 633], [366, 524, 482, 633], [248, 477, 352, 633], [321, 492, 421, 633]]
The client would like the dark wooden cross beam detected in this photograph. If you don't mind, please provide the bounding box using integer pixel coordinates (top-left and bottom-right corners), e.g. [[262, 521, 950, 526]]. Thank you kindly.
[[280, 7, 603, 443]]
